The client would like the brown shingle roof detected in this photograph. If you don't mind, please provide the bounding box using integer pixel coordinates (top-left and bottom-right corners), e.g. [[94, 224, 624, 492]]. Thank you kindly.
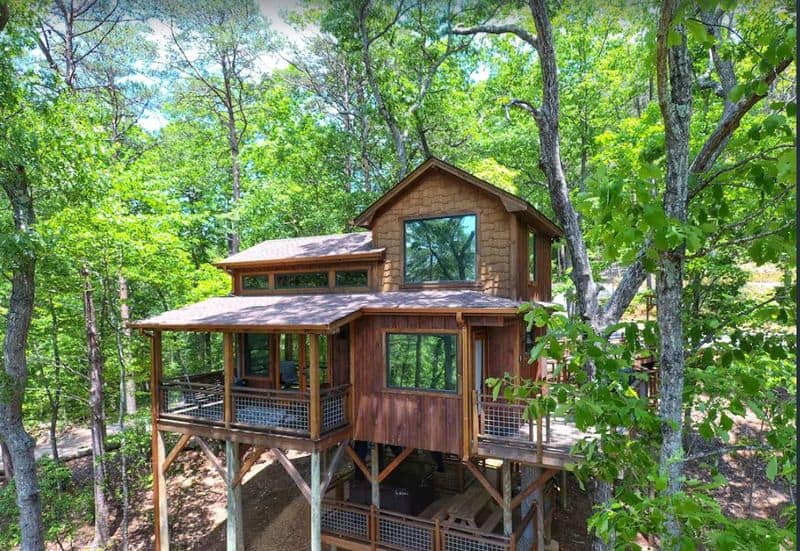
[[130, 290, 524, 333], [214, 232, 384, 268]]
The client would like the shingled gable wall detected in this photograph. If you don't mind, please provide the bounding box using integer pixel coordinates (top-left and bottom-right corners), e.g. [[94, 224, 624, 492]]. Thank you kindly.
[[370, 168, 514, 297]]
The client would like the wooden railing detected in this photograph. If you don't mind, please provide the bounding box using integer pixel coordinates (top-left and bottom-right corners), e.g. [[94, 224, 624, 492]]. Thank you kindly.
[[159, 377, 350, 438], [475, 393, 552, 463], [321, 499, 515, 551]]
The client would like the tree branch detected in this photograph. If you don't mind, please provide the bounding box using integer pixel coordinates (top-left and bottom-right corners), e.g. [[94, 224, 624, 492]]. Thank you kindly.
[[453, 23, 538, 48]]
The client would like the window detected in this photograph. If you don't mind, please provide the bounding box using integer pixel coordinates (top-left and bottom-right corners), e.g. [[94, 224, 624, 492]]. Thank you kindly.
[[243, 334, 270, 376], [386, 333, 457, 392], [242, 275, 268, 290], [404, 214, 477, 283], [275, 272, 328, 289], [528, 230, 537, 282], [335, 270, 368, 287]]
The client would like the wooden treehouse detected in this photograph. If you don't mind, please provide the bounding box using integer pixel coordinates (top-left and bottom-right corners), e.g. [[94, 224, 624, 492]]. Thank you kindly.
[[132, 158, 653, 550]]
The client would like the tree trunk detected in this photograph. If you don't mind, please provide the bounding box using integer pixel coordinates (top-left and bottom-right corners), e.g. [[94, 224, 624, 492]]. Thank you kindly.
[[222, 60, 242, 255], [118, 274, 136, 414], [0, 164, 44, 550], [47, 296, 62, 462], [655, 1, 693, 546], [81, 266, 110, 549], [0, 441, 12, 481]]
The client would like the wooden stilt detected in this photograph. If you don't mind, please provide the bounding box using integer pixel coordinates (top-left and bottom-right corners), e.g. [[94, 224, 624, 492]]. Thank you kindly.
[[311, 450, 322, 551], [370, 444, 380, 508], [502, 461, 512, 537], [226, 441, 243, 551], [561, 470, 568, 509], [150, 331, 169, 551]]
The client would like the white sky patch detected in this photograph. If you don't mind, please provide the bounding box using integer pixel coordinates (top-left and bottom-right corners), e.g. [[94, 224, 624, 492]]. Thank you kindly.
[[139, 110, 168, 133]]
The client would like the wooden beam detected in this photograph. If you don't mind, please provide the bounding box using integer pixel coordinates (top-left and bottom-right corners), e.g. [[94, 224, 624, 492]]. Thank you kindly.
[[298, 334, 307, 392], [345, 444, 371, 481], [462, 460, 503, 507], [226, 441, 244, 551], [460, 322, 470, 460], [223, 332, 234, 427], [511, 468, 558, 510], [195, 436, 227, 483], [370, 445, 379, 507], [162, 433, 192, 474], [150, 331, 169, 551], [311, 450, 322, 551], [231, 446, 267, 487], [321, 440, 349, 495], [377, 446, 413, 484], [502, 461, 512, 537], [272, 448, 311, 503], [310, 334, 321, 439]]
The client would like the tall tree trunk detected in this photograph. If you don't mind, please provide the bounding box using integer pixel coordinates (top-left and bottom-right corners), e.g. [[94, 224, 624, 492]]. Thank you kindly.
[[46, 295, 62, 462], [0, 441, 12, 481], [655, 1, 692, 546], [0, 164, 44, 551], [222, 60, 242, 255], [118, 274, 136, 414], [81, 267, 110, 549]]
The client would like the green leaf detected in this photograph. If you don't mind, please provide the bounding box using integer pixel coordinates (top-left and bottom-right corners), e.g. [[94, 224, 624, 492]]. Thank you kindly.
[[766, 456, 778, 481], [728, 84, 746, 102]]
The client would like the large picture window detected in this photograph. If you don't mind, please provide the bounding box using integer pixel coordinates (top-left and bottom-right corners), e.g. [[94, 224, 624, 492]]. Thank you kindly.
[[404, 214, 477, 283], [386, 333, 457, 392]]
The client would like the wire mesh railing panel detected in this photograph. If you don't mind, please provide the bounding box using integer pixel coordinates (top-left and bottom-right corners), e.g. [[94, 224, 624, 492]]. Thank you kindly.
[[480, 399, 530, 442], [442, 529, 510, 551], [321, 501, 369, 541], [160, 382, 223, 422], [233, 391, 309, 433], [377, 513, 433, 551], [321, 387, 347, 432]]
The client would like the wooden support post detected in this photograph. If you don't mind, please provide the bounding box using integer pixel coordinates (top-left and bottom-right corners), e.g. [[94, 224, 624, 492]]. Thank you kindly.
[[150, 331, 169, 551], [299, 334, 307, 392], [377, 446, 414, 483], [162, 433, 192, 474], [310, 334, 321, 439], [223, 333, 234, 427], [502, 461, 512, 537], [226, 441, 243, 551], [561, 470, 568, 509], [370, 444, 379, 508], [458, 318, 471, 460], [311, 450, 322, 551]]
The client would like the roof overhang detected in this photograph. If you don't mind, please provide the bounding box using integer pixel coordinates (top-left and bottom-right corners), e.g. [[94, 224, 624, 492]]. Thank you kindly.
[[130, 291, 527, 334], [352, 157, 564, 238]]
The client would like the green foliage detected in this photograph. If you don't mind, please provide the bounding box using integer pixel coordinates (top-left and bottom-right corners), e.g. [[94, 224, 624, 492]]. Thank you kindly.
[[0, 458, 92, 547]]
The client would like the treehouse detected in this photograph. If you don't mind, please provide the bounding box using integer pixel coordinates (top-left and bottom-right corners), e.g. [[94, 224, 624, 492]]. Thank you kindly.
[[133, 158, 604, 551]]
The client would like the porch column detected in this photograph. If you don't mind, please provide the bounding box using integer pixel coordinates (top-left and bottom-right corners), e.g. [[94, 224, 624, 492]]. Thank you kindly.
[[226, 441, 244, 551], [370, 444, 379, 508], [502, 460, 512, 536], [309, 334, 320, 439], [223, 332, 234, 428], [150, 331, 169, 551], [310, 450, 322, 551]]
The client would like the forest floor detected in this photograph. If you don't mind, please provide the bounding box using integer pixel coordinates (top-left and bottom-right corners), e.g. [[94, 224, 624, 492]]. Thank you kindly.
[[4, 410, 790, 550]]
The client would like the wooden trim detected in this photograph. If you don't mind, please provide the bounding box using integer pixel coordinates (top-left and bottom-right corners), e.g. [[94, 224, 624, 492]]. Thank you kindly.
[[510, 468, 558, 510], [152, 430, 169, 551], [195, 436, 227, 483], [272, 447, 312, 503], [345, 444, 372, 481], [377, 446, 413, 483], [460, 323, 470, 459], [231, 446, 267, 487], [462, 460, 504, 507], [215, 250, 386, 270], [162, 433, 191, 473], [150, 331, 163, 419], [310, 334, 321, 439]]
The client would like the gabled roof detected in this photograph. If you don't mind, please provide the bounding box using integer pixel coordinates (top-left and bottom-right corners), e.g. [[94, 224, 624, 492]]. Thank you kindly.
[[215, 232, 384, 269], [352, 157, 563, 237], [130, 290, 525, 333]]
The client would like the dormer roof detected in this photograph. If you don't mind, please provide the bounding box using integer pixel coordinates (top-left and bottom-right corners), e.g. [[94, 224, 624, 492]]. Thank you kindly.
[[352, 157, 563, 238]]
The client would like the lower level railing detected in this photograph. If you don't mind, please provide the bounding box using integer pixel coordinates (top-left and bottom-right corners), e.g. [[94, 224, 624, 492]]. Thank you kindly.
[[159, 378, 349, 438], [322, 500, 521, 551]]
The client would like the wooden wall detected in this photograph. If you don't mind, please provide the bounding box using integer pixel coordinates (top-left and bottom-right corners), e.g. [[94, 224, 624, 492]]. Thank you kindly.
[[515, 216, 553, 302], [370, 170, 514, 297], [351, 314, 463, 455]]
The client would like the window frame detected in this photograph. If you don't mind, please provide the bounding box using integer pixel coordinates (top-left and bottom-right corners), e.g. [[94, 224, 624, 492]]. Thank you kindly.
[[383, 330, 460, 394], [334, 269, 369, 288], [274, 271, 329, 290], [528, 229, 537, 283], [402, 213, 478, 285]]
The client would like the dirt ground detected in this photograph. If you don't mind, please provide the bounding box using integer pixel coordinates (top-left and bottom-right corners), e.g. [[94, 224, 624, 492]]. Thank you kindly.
[[30, 413, 792, 550]]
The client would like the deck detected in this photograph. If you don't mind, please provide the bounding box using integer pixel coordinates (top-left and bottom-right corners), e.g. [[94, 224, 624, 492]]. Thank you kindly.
[[474, 395, 591, 468]]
